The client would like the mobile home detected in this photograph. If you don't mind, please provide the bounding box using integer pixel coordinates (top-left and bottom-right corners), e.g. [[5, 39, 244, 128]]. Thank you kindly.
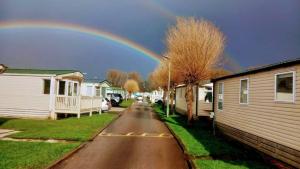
[[212, 58, 300, 168], [0, 68, 101, 119], [175, 82, 213, 117], [81, 80, 102, 97]]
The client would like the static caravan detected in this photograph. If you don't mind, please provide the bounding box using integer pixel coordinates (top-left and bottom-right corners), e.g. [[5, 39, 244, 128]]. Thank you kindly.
[[150, 88, 164, 103], [0, 68, 101, 119], [212, 58, 300, 168], [175, 82, 213, 117], [99, 80, 113, 98], [81, 80, 102, 97]]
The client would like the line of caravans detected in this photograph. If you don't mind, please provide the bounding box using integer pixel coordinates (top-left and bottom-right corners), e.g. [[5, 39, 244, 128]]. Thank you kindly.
[[0, 65, 120, 119], [175, 58, 300, 168]]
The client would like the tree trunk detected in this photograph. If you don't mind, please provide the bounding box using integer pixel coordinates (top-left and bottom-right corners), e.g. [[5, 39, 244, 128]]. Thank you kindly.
[[170, 88, 175, 115], [162, 89, 167, 110], [185, 84, 194, 124]]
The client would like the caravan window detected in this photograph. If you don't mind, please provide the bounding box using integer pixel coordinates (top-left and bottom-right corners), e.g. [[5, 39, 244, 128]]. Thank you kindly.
[[96, 86, 101, 96], [217, 83, 224, 110], [204, 86, 213, 103], [240, 79, 249, 104], [43, 80, 51, 94], [275, 72, 295, 102], [68, 82, 72, 96], [58, 81, 66, 95], [73, 83, 78, 96]]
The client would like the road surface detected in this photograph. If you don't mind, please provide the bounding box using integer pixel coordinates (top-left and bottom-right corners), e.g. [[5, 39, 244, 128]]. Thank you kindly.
[[54, 103, 188, 169]]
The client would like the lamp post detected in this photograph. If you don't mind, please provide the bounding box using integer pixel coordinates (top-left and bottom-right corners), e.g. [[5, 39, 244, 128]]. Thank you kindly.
[[163, 55, 171, 117]]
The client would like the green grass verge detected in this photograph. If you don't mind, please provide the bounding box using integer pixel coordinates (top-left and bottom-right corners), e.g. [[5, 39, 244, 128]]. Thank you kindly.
[[119, 99, 134, 108], [194, 160, 270, 169], [153, 104, 270, 169], [0, 140, 79, 169], [0, 113, 117, 141], [153, 104, 239, 157]]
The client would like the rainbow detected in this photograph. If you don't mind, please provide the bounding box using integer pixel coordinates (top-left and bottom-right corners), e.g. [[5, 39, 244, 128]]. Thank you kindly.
[[0, 20, 162, 62]]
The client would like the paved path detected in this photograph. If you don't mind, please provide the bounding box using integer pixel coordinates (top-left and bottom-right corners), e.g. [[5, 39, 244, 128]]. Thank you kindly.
[[54, 103, 188, 169], [0, 129, 19, 138]]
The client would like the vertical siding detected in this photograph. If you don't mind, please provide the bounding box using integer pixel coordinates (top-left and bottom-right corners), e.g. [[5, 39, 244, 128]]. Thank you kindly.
[[214, 65, 300, 152], [0, 75, 51, 118]]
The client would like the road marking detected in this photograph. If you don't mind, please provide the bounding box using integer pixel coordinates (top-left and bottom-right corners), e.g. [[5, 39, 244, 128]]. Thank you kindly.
[[99, 132, 173, 139], [126, 132, 134, 136]]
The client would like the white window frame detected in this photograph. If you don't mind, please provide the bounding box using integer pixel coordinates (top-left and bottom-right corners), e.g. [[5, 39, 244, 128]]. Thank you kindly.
[[43, 79, 51, 95], [57, 80, 67, 96], [217, 82, 224, 111], [239, 78, 249, 104], [73, 82, 79, 96], [274, 71, 296, 103], [67, 81, 73, 96]]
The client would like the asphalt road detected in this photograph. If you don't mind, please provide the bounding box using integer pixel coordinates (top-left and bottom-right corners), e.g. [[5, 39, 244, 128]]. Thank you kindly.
[[54, 103, 189, 169]]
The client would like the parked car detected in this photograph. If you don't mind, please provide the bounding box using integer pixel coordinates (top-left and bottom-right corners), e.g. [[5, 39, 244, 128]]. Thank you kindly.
[[107, 93, 123, 106], [101, 98, 111, 111]]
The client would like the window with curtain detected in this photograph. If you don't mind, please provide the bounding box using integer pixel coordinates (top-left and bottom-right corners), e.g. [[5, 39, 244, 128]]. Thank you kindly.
[[275, 72, 294, 102]]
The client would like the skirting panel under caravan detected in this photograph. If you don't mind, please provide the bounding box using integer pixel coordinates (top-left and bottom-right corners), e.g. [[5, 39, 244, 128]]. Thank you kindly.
[[0, 108, 50, 119], [217, 122, 300, 168]]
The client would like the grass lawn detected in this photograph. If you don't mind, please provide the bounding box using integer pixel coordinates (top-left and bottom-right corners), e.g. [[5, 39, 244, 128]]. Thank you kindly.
[[194, 160, 270, 169], [0, 113, 117, 141], [119, 99, 134, 108], [153, 104, 270, 169], [0, 140, 79, 169], [0, 112, 117, 169]]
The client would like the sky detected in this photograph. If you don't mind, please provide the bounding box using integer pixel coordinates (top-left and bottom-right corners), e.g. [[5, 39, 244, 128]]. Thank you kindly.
[[0, 0, 299, 79]]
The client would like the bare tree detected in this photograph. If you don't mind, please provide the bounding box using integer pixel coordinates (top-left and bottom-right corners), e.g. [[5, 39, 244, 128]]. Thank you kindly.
[[148, 72, 160, 91], [124, 79, 140, 98], [128, 72, 142, 83], [106, 69, 127, 87], [210, 69, 231, 79], [151, 59, 180, 113], [166, 17, 225, 123]]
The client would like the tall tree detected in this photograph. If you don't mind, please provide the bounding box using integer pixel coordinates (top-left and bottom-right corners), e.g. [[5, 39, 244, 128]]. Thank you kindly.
[[210, 69, 231, 79], [166, 17, 225, 123], [106, 69, 127, 87], [124, 79, 140, 98], [151, 59, 179, 113], [128, 72, 142, 83]]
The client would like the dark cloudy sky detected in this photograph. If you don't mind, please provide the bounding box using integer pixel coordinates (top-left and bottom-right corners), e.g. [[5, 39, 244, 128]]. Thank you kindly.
[[0, 0, 299, 79]]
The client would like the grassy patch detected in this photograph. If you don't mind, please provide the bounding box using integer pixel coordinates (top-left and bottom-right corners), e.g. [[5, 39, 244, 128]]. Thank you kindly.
[[120, 99, 134, 108], [0, 113, 117, 141], [153, 104, 238, 156], [153, 104, 270, 169], [0, 140, 79, 169], [194, 160, 270, 169]]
